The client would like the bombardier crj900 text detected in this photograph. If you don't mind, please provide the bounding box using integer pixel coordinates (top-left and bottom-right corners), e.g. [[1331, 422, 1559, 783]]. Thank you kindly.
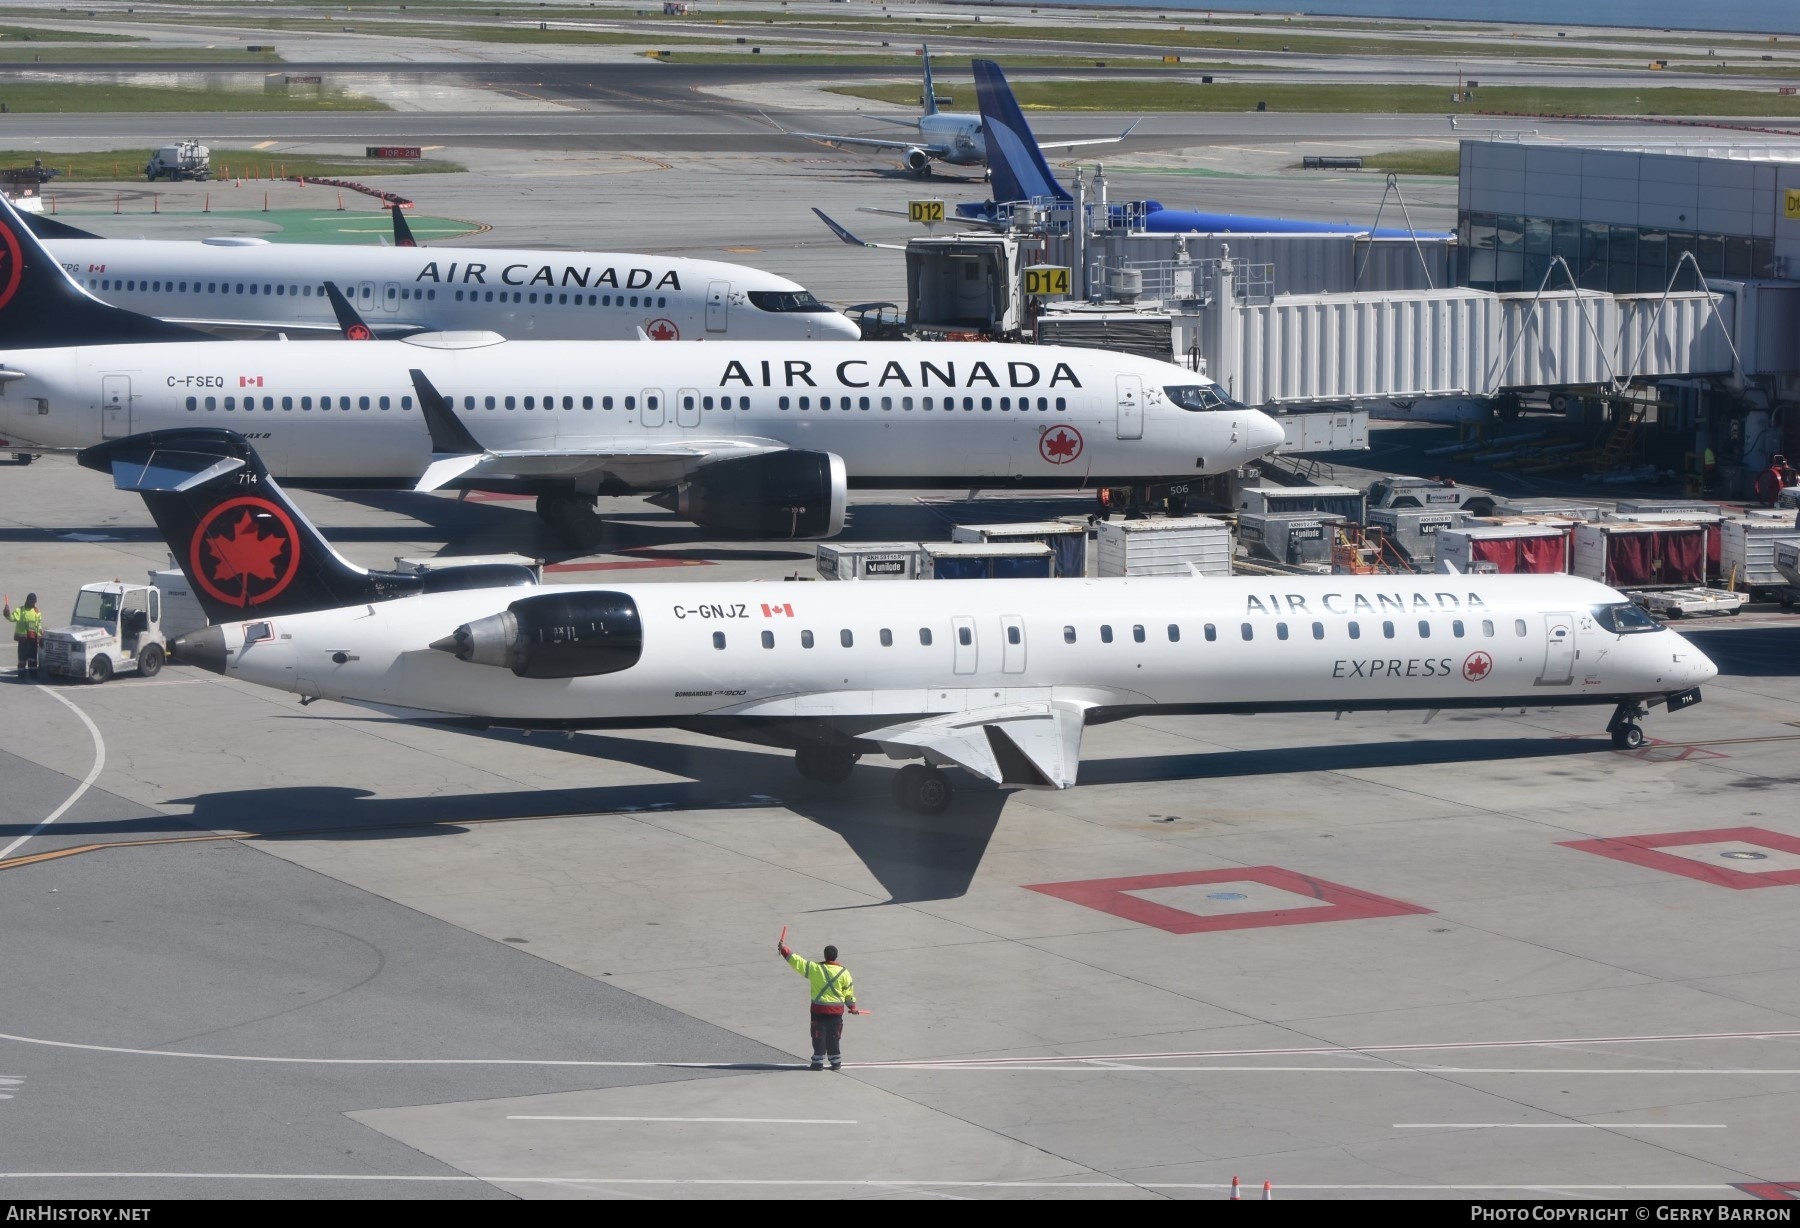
[[27, 206, 860, 342], [0, 198, 1284, 544], [90, 430, 1718, 814]]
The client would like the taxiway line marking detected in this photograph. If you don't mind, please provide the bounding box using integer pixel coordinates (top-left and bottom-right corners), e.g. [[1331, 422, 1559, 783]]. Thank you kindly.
[[0, 1174, 1752, 1192], [0, 687, 106, 862], [1393, 1123, 1727, 1129], [507, 1109, 856, 1116]]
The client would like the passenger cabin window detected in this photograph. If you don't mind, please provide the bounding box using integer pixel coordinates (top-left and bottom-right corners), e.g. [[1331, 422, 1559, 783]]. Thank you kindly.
[[880, 628, 893, 647], [712, 632, 725, 650], [1100, 625, 1113, 644], [1167, 624, 1180, 643], [840, 629, 854, 648], [1515, 619, 1528, 637], [1241, 623, 1253, 641], [1482, 619, 1495, 637], [1312, 621, 1324, 640], [1453, 620, 1466, 637], [1349, 621, 1361, 639], [801, 630, 815, 649], [761, 631, 774, 649], [957, 626, 972, 646], [1276, 622, 1289, 640], [1418, 620, 1432, 638], [1204, 624, 1216, 642], [1063, 626, 1076, 644], [1131, 625, 1144, 643], [918, 628, 932, 646], [1383, 621, 1396, 639], [1007, 626, 1022, 645]]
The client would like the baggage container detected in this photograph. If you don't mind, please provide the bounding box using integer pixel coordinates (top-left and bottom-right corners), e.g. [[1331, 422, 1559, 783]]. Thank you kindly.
[[1366, 507, 1459, 565], [1613, 499, 1724, 516], [922, 541, 1053, 580], [1572, 521, 1706, 587], [1097, 515, 1233, 577], [1237, 484, 1365, 524], [1240, 511, 1346, 566], [1604, 513, 1724, 580], [1721, 516, 1798, 590], [1437, 524, 1569, 575], [815, 542, 926, 581], [1491, 497, 1604, 521], [950, 520, 1087, 578]]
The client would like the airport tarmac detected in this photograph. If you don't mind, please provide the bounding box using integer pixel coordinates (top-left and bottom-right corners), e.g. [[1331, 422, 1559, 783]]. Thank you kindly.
[[3, 443, 1800, 1201], [4, 19, 1800, 1201]]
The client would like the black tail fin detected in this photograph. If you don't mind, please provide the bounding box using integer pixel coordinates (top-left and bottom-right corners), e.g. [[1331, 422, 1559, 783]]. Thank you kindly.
[[390, 202, 419, 248], [0, 193, 211, 347], [77, 429, 535, 622], [21, 211, 102, 241]]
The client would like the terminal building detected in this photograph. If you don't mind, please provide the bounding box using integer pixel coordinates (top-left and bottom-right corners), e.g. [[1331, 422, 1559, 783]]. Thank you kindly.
[[897, 139, 1796, 495]]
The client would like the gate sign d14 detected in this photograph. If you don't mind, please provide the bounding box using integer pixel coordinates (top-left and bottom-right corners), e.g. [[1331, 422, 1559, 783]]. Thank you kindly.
[[908, 199, 946, 225], [1786, 187, 1800, 220], [1024, 265, 1072, 296]]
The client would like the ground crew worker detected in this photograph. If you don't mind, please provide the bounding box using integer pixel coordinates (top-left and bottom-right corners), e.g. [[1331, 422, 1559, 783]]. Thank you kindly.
[[778, 936, 856, 1071], [4, 592, 42, 675]]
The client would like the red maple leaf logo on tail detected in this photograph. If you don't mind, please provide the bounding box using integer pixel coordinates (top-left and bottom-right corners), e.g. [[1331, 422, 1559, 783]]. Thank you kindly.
[[206, 511, 288, 589]]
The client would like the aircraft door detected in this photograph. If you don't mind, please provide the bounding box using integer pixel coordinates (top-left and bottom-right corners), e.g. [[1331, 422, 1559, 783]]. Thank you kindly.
[[381, 282, 401, 314], [641, 388, 665, 428], [1116, 375, 1143, 440], [676, 388, 701, 429], [1539, 612, 1575, 685], [951, 615, 977, 675], [101, 375, 130, 438], [356, 282, 376, 313], [706, 281, 729, 333], [1000, 615, 1026, 674]]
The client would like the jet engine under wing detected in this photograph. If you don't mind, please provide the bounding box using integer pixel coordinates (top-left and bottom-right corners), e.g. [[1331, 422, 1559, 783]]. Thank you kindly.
[[865, 699, 1091, 790]]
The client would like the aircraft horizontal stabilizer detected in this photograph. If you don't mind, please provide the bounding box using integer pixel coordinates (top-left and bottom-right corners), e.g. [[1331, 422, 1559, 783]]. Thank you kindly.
[[867, 700, 1090, 789]]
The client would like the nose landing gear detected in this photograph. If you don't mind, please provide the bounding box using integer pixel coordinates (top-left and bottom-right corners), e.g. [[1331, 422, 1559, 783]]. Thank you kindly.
[[1607, 701, 1648, 750]]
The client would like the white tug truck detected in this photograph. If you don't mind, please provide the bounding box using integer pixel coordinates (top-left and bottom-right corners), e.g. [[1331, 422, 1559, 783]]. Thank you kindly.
[[144, 140, 211, 182], [40, 582, 169, 683]]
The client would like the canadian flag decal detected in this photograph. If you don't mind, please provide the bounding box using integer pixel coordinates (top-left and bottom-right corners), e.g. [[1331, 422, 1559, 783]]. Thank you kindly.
[[761, 603, 794, 618], [239, 375, 264, 388]]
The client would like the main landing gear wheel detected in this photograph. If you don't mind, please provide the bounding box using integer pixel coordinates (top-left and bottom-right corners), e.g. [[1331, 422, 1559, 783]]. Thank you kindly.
[[535, 492, 609, 550], [892, 763, 951, 815], [795, 745, 858, 784], [1611, 723, 1645, 750]]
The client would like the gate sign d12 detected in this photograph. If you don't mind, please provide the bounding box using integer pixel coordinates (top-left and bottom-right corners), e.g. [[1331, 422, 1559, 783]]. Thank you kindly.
[[1786, 187, 1800, 220], [908, 199, 946, 225], [1024, 265, 1072, 296]]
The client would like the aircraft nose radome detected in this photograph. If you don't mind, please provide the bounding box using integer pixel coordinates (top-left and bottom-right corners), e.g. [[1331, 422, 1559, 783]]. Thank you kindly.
[[1246, 412, 1286, 457], [819, 313, 863, 341], [171, 625, 227, 675]]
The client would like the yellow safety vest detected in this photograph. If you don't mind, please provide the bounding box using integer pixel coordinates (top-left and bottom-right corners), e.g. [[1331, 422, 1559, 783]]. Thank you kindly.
[[787, 953, 854, 1011], [7, 606, 41, 638]]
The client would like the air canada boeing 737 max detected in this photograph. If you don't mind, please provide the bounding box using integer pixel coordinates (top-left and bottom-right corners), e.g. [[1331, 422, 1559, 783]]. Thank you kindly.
[[84, 430, 1717, 814], [29, 207, 861, 342], [0, 196, 1285, 543]]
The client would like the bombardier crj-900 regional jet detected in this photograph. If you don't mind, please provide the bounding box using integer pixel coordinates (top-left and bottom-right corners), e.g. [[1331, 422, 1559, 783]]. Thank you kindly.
[[0, 197, 1284, 544], [86, 430, 1716, 814], [26, 207, 860, 342]]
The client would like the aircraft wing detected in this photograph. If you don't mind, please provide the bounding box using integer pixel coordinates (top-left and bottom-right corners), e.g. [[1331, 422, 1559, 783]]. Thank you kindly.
[[813, 208, 907, 251], [1037, 119, 1142, 151], [160, 316, 427, 340], [864, 700, 1092, 790], [785, 130, 951, 155], [414, 437, 787, 493]]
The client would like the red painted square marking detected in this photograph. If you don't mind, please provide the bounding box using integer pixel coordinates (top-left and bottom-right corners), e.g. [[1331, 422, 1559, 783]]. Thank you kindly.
[[1559, 827, 1800, 890], [1023, 867, 1431, 934], [1738, 1183, 1800, 1201]]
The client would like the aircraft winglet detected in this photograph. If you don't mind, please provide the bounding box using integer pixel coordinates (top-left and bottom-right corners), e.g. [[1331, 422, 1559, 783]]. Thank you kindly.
[[408, 368, 484, 457], [323, 281, 377, 341], [812, 208, 904, 251]]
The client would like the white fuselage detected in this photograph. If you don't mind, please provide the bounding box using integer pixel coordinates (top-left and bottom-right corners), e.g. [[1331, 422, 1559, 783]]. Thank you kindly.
[[917, 112, 986, 166], [208, 573, 1716, 727], [1, 339, 1282, 489], [43, 238, 862, 342]]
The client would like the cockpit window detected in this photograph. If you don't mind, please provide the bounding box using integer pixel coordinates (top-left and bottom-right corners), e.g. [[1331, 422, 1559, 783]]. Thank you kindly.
[[747, 290, 832, 314], [1164, 384, 1243, 412], [1592, 602, 1660, 634]]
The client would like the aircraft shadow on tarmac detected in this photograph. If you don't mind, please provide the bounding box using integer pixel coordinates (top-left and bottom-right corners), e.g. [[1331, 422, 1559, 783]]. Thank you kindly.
[[1679, 625, 1800, 678]]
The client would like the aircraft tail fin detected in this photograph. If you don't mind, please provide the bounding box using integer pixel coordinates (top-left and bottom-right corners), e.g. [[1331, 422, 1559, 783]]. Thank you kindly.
[[0, 192, 213, 347], [77, 429, 385, 621], [973, 58, 1071, 206], [390, 202, 419, 248], [77, 429, 535, 623], [920, 45, 938, 116]]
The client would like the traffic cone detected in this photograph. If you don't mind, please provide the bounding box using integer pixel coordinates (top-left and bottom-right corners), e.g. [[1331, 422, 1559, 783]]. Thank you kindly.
[[1229, 1175, 1240, 1200], [336, 190, 344, 211], [202, 192, 210, 213], [152, 193, 159, 213], [113, 191, 121, 215], [1262, 1180, 1273, 1200], [262, 192, 269, 213]]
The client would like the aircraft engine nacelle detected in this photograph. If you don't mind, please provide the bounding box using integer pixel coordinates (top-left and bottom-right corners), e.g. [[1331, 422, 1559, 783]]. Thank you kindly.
[[430, 590, 642, 679], [650, 450, 848, 539], [904, 147, 932, 174]]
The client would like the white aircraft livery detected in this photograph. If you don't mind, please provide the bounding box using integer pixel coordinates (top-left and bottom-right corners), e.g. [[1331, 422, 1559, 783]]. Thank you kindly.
[[85, 430, 1718, 814], [0, 197, 1285, 543], [778, 46, 1132, 178], [29, 207, 861, 342]]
